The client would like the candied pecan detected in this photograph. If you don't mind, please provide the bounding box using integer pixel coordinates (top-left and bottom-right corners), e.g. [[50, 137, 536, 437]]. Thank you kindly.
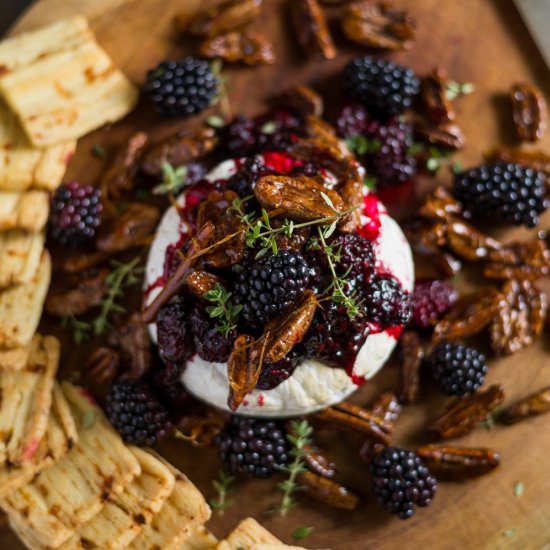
[[185, 270, 226, 298], [417, 444, 500, 480], [499, 386, 550, 424], [342, 1, 416, 50], [46, 269, 109, 317], [227, 334, 259, 410], [176, 414, 226, 446], [417, 186, 464, 221], [414, 122, 465, 150], [85, 346, 120, 387], [200, 31, 275, 65], [336, 166, 363, 233], [141, 127, 217, 179], [486, 146, 550, 179], [287, 423, 336, 478], [433, 288, 499, 342], [300, 471, 359, 510], [398, 331, 423, 404], [511, 83, 547, 142], [421, 68, 455, 124], [96, 203, 160, 254], [275, 225, 311, 252], [291, 0, 336, 60], [290, 136, 352, 180], [491, 278, 547, 356], [175, 0, 263, 37], [101, 132, 148, 200], [428, 385, 505, 440], [62, 251, 108, 274], [446, 219, 503, 262], [279, 85, 324, 117]]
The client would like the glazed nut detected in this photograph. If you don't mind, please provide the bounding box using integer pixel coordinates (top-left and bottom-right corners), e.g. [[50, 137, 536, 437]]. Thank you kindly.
[[398, 331, 423, 404], [300, 471, 359, 510], [279, 85, 324, 117], [414, 122, 465, 150], [199, 31, 276, 65], [291, 0, 337, 60], [511, 83, 547, 142], [85, 346, 120, 386], [185, 270, 226, 298], [499, 386, 550, 424], [176, 414, 226, 446], [371, 391, 401, 426], [421, 68, 455, 124]]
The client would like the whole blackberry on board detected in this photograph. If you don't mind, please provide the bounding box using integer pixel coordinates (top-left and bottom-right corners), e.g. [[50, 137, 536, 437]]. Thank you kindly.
[[50, 182, 102, 247], [428, 342, 488, 397], [363, 275, 411, 327], [453, 162, 548, 227], [256, 348, 302, 390], [189, 304, 235, 363], [145, 57, 218, 117], [106, 379, 173, 447], [343, 57, 420, 116], [335, 102, 370, 138], [234, 250, 310, 328], [156, 301, 194, 364], [216, 416, 289, 478], [410, 280, 458, 330], [365, 119, 417, 187], [370, 447, 437, 519]]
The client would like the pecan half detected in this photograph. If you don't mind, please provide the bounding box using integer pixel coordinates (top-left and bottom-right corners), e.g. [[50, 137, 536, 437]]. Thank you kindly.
[[62, 251, 108, 274], [428, 385, 505, 440], [486, 146, 550, 180], [417, 444, 500, 480], [185, 271, 226, 298], [279, 85, 324, 118], [414, 122, 465, 150], [85, 346, 120, 387], [291, 0, 336, 60], [342, 1, 415, 50], [511, 83, 547, 142], [300, 471, 359, 510], [200, 31, 276, 65], [499, 386, 550, 424], [227, 334, 259, 410], [287, 423, 337, 478], [446, 218, 503, 262], [421, 68, 455, 124], [417, 186, 464, 221], [398, 331, 423, 404], [176, 414, 226, 446]]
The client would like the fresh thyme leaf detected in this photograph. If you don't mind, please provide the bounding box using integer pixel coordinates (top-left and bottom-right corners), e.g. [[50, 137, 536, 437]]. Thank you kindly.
[[209, 470, 235, 511], [204, 283, 240, 337], [502, 528, 516, 538], [407, 142, 425, 156], [426, 157, 440, 172], [61, 314, 91, 344], [292, 527, 314, 540], [260, 121, 277, 134], [425, 147, 452, 173], [320, 191, 336, 211], [445, 80, 475, 101], [153, 161, 188, 195], [452, 160, 464, 174], [514, 481, 524, 498], [345, 135, 381, 155], [91, 144, 107, 158], [206, 115, 225, 128], [478, 409, 500, 430], [363, 176, 377, 191]]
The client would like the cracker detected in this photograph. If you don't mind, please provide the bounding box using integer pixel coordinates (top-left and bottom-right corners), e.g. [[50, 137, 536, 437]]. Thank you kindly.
[[251, 545, 310, 550], [216, 518, 281, 550], [0, 250, 51, 348], [0, 230, 45, 288], [180, 527, 219, 550], [0, 343, 30, 371], [129, 452, 211, 550], [0, 17, 138, 147], [0, 191, 49, 232], [1, 382, 141, 549]]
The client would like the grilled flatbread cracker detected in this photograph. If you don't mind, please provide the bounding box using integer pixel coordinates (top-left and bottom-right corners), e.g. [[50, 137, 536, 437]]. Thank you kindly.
[[129, 453, 211, 550], [0, 383, 77, 500], [0, 101, 75, 192], [0, 335, 59, 466], [0, 17, 138, 147], [0, 343, 30, 371], [215, 518, 281, 550], [251, 546, 312, 550], [0, 191, 49, 232], [180, 527, 219, 550], [1, 382, 141, 549], [0, 230, 45, 288], [58, 447, 175, 550], [0, 250, 51, 348]]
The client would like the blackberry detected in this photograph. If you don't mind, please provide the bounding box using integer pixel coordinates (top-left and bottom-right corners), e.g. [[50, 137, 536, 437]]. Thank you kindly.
[[363, 275, 411, 327], [50, 182, 102, 247], [216, 417, 289, 478], [365, 119, 417, 187], [219, 115, 257, 156], [410, 280, 458, 330], [152, 362, 189, 414], [189, 304, 235, 363], [234, 250, 310, 328], [227, 156, 271, 198], [145, 57, 218, 117], [335, 102, 370, 138], [370, 447, 437, 519], [256, 348, 302, 390], [303, 302, 370, 368], [156, 301, 194, 364], [428, 342, 488, 396], [106, 379, 172, 447], [343, 57, 420, 116], [255, 109, 301, 152], [453, 162, 548, 227]]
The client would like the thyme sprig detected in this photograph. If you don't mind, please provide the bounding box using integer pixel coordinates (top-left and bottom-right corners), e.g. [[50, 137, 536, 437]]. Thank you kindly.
[[152, 161, 188, 195], [345, 135, 381, 155], [204, 283, 242, 337], [445, 80, 475, 101], [272, 420, 313, 515], [209, 470, 235, 511]]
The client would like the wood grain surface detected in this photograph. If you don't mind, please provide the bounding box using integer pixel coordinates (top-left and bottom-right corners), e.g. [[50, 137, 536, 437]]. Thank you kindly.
[[3, 1, 550, 549]]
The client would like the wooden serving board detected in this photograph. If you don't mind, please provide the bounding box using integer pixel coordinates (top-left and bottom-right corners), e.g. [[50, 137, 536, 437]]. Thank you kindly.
[[3, 1, 550, 549]]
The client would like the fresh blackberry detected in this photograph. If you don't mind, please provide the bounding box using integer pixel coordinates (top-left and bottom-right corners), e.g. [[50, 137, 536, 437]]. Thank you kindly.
[[428, 342, 488, 397], [370, 447, 437, 519], [453, 162, 548, 227], [145, 57, 218, 117], [227, 156, 271, 198], [335, 102, 370, 138], [184, 161, 208, 186], [365, 119, 417, 186], [363, 275, 411, 327], [234, 250, 310, 328], [256, 348, 302, 390], [343, 57, 420, 116], [50, 182, 103, 247], [156, 301, 194, 364], [219, 115, 257, 156], [216, 417, 289, 478], [255, 109, 301, 152], [410, 280, 458, 330], [106, 379, 173, 447], [189, 304, 235, 363], [152, 362, 189, 414], [303, 302, 370, 368]]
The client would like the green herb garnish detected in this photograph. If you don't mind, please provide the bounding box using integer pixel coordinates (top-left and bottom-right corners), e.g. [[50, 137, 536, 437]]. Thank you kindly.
[[292, 526, 314, 540], [445, 80, 475, 101], [91, 144, 107, 158], [152, 161, 188, 195], [502, 528, 517, 538], [204, 283, 242, 337], [209, 470, 235, 511], [345, 135, 381, 155], [514, 481, 524, 498]]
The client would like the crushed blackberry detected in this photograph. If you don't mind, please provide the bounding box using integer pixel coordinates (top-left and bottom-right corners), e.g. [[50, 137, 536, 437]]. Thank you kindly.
[[156, 301, 194, 364], [410, 280, 458, 330], [343, 57, 420, 116], [256, 348, 302, 390], [152, 362, 189, 414], [216, 416, 289, 478], [189, 304, 235, 363], [363, 275, 411, 327], [184, 161, 208, 186], [234, 250, 310, 328], [255, 109, 301, 152], [106, 379, 173, 447], [365, 119, 417, 187], [453, 162, 548, 227], [227, 156, 271, 198], [303, 302, 370, 368], [370, 447, 437, 519], [50, 182, 103, 247], [219, 115, 257, 156], [335, 102, 370, 138], [145, 57, 218, 117], [428, 342, 488, 396]]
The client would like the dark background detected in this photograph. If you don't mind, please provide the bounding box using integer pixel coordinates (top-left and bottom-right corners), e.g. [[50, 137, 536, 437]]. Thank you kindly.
[[1, 1, 32, 35]]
